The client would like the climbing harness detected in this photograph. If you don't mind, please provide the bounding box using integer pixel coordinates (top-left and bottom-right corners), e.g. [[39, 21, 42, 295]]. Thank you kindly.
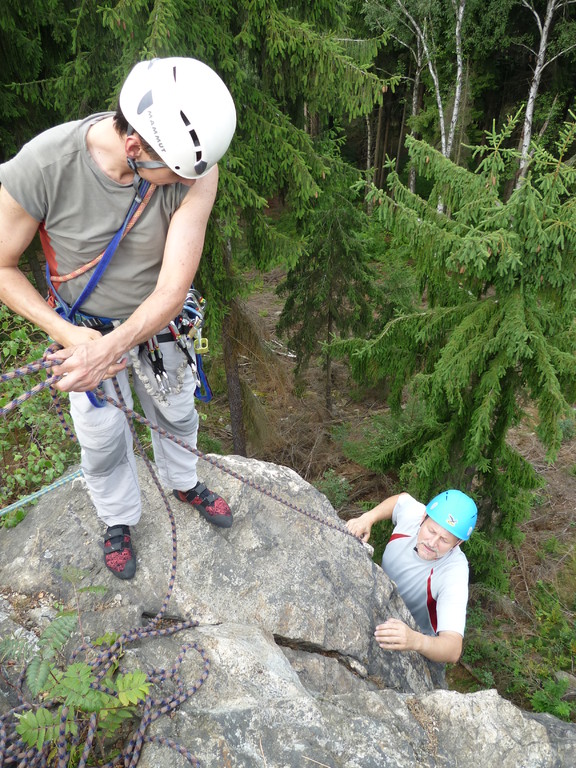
[[0, 354, 359, 767], [45, 179, 156, 325], [42, 176, 212, 409], [43, 178, 156, 408]]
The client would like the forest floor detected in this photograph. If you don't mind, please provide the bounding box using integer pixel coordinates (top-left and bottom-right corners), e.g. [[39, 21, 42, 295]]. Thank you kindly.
[[198, 266, 576, 714]]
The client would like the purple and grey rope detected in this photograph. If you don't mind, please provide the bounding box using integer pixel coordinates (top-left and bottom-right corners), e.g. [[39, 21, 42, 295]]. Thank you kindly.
[[0, 351, 362, 767], [94, 382, 355, 539], [0, 359, 209, 767]]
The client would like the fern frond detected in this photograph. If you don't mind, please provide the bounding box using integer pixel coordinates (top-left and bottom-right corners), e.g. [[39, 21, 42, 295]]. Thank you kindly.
[[26, 657, 53, 698], [0, 633, 36, 665], [115, 670, 150, 707], [39, 613, 78, 652]]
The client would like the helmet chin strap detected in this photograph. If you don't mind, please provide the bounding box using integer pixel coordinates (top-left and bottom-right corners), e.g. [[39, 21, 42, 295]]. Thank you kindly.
[[126, 124, 169, 189], [126, 156, 168, 190], [127, 157, 168, 170]]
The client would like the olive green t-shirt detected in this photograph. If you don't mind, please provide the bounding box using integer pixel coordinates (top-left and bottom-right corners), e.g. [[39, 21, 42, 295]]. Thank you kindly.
[[0, 113, 189, 320]]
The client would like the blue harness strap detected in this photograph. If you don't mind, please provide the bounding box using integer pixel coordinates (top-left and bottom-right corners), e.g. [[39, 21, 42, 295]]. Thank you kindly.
[[46, 179, 152, 322], [45, 179, 152, 407], [194, 353, 213, 402]]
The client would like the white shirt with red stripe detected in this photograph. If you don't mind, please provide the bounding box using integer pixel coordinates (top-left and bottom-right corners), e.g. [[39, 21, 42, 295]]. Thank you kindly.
[[381, 493, 469, 637]]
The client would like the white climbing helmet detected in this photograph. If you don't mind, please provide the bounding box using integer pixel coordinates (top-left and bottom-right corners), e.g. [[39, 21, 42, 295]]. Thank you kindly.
[[119, 57, 236, 179]]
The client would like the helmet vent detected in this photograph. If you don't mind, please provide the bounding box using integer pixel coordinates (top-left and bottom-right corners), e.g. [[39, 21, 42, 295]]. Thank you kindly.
[[136, 90, 154, 114], [179, 111, 203, 166]]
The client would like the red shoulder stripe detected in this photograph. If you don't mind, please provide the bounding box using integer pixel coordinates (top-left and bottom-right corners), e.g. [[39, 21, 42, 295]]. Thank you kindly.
[[427, 569, 438, 634]]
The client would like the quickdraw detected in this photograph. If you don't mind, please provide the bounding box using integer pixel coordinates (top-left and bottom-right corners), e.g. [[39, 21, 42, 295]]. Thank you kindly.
[[138, 285, 213, 405], [146, 335, 171, 394]]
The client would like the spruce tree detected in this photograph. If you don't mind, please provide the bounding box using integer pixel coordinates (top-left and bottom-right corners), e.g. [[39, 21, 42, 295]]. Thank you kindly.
[[276, 156, 385, 413], [333, 114, 576, 566], [1, 0, 390, 452]]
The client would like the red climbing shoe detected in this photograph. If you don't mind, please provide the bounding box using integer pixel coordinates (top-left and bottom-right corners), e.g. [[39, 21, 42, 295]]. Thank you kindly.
[[173, 482, 233, 528], [104, 525, 137, 580]]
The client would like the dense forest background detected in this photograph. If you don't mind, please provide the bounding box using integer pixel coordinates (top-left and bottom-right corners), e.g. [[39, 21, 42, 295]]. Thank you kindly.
[[1, 0, 575, 722]]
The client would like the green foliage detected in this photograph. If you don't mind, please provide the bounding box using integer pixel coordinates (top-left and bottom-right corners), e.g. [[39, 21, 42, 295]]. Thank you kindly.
[[462, 530, 510, 592], [332, 116, 576, 557], [0, 305, 80, 519], [36, 611, 78, 653], [0, 0, 72, 157], [530, 679, 572, 721], [276, 157, 386, 382], [545, 414, 576, 444], [197, 431, 224, 455], [314, 468, 353, 511], [368, 517, 394, 565], [4, 603, 149, 763], [463, 580, 576, 721], [206, 2, 391, 328]]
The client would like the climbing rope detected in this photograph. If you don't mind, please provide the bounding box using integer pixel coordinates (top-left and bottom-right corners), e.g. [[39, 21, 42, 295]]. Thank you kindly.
[[1, 361, 357, 539], [1, 361, 209, 767], [94, 382, 354, 538], [0, 351, 362, 767], [0, 469, 83, 518], [0, 359, 60, 415]]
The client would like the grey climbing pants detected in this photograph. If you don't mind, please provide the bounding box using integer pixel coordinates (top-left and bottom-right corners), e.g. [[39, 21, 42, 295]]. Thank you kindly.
[[69, 338, 199, 527]]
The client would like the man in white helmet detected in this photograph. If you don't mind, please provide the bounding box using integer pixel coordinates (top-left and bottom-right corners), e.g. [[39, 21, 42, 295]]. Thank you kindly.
[[0, 57, 237, 579], [347, 489, 477, 663]]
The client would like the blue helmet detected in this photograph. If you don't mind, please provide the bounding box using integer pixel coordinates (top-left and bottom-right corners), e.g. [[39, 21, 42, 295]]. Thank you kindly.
[[425, 490, 477, 541]]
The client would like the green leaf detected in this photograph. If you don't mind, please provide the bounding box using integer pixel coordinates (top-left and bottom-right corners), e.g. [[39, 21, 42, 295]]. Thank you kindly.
[[15, 707, 60, 750], [115, 670, 150, 707]]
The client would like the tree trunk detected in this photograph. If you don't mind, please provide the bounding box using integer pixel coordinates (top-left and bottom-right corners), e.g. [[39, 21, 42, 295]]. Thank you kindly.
[[408, 43, 423, 194], [377, 103, 391, 188], [455, 61, 470, 167], [365, 113, 374, 213], [221, 240, 247, 456], [365, 113, 372, 175], [396, 0, 467, 160], [374, 103, 384, 186], [445, 0, 466, 159], [324, 309, 333, 416], [516, 0, 560, 186], [395, 90, 408, 173]]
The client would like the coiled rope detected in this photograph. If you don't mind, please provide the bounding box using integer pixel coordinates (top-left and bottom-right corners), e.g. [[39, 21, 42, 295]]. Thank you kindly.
[[1, 358, 217, 767], [0, 352, 361, 767]]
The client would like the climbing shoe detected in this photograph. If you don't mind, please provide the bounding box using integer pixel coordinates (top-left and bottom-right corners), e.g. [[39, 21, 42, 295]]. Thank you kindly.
[[104, 525, 136, 580], [173, 482, 233, 528]]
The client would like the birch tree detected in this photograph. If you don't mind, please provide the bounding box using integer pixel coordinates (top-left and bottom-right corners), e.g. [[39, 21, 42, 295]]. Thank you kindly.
[[516, 0, 576, 184], [364, 0, 468, 161]]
